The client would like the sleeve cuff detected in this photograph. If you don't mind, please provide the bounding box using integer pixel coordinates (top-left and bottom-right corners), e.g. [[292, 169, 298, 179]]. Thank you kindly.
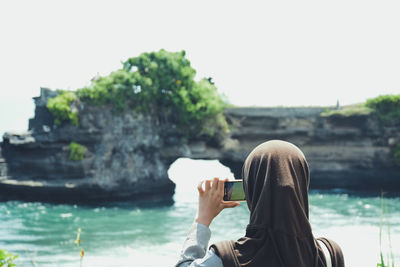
[[188, 221, 211, 249]]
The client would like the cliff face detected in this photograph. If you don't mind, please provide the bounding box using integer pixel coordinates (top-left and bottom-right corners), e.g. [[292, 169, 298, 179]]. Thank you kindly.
[[0, 88, 175, 203], [1, 89, 399, 203], [162, 107, 400, 192], [220, 108, 400, 191]]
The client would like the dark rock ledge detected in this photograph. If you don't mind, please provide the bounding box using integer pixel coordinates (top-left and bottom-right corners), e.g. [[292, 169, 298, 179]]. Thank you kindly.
[[1, 88, 399, 203]]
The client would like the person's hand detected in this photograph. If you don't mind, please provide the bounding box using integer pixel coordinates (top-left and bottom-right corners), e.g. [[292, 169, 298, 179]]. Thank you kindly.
[[195, 178, 240, 227]]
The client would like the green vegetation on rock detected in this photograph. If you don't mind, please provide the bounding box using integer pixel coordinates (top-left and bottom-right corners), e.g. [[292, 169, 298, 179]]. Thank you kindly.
[[321, 103, 373, 117], [77, 69, 141, 113], [366, 94, 400, 126], [47, 91, 79, 126], [69, 142, 86, 161], [321, 94, 400, 164], [47, 49, 228, 138], [321, 94, 400, 126]]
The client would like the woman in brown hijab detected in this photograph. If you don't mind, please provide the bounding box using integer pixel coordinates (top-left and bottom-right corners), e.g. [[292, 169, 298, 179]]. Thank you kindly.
[[176, 140, 345, 267]]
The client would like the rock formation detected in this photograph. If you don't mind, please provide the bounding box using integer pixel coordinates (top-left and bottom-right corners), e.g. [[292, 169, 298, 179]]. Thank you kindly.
[[1, 88, 399, 203], [0, 88, 175, 203]]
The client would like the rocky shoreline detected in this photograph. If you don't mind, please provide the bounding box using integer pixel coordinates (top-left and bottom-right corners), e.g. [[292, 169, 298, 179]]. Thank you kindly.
[[1, 88, 399, 203]]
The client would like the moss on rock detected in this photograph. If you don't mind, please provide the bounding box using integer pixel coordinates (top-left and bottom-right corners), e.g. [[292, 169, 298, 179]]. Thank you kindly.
[[69, 142, 86, 161]]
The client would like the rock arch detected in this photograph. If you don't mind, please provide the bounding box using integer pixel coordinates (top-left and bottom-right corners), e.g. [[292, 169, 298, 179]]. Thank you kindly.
[[1, 88, 400, 203]]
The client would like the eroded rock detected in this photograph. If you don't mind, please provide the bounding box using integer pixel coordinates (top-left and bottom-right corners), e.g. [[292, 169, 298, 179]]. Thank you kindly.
[[1, 88, 399, 203]]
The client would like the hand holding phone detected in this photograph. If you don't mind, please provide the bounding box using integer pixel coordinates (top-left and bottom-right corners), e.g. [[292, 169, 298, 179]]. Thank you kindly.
[[195, 178, 240, 227]]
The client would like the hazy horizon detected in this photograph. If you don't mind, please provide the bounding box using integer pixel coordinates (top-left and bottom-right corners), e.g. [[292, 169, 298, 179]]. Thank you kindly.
[[1, 0, 400, 137]]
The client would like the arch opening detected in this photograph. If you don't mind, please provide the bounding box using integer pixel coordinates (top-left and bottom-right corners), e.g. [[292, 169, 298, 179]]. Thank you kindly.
[[168, 158, 235, 203]]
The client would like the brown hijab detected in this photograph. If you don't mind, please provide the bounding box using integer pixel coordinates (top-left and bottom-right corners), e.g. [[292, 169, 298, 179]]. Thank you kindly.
[[210, 140, 344, 267]]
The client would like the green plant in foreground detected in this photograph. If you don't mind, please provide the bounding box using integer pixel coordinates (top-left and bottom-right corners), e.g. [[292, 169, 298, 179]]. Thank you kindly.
[[75, 228, 85, 267], [0, 249, 18, 267], [69, 142, 86, 161], [377, 195, 395, 267], [47, 91, 79, 126]]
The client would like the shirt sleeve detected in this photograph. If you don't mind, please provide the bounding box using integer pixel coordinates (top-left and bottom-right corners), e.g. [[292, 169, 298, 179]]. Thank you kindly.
[[175, 222, 224, 267]]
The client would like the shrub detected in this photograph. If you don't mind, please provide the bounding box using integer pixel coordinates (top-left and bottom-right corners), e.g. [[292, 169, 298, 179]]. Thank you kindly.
[[0, 249, 18, 267], [77, 69, 143, 113], [366, 94, 400, 126], [122, 50, 228, 136], [47, 91, 79, 126], [69, 142, 86, 161], [58, 49, 228, 138]]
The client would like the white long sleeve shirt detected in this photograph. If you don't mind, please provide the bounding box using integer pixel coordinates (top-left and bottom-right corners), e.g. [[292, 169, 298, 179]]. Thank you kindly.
[[175, 223, 332, 267], [175, 222, 224, 267]]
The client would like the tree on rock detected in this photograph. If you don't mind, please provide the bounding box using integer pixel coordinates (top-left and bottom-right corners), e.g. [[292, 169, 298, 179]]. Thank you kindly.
[[48, 49, 228, 139]]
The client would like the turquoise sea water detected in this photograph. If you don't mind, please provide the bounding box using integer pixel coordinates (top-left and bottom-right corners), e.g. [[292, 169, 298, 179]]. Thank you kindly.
[[1, 158, 399, 267]]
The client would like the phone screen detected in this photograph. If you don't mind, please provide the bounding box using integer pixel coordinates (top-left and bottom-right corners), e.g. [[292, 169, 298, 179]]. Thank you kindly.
[[224, 180, 245, 201]]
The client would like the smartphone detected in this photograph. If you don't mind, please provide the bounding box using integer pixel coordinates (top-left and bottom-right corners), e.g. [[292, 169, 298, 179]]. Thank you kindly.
[[224, 180, 245, 201]]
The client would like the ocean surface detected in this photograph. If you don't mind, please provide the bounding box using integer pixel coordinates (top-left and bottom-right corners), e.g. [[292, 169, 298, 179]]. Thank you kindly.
[[1, 158, 399, 267]]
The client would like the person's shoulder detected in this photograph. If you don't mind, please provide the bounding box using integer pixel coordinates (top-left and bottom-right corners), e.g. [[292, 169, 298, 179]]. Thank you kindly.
[[209, 240, 235, 255], [209, 240, 239, 267], [317, 237, 345, 267]]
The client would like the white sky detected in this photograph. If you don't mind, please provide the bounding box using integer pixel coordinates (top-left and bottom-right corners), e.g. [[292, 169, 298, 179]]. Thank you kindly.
[[1, 0, 400, 137]]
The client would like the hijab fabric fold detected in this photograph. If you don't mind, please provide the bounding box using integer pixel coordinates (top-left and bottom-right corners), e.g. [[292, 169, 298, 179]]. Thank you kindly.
[[210, 140, 344, 267]]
